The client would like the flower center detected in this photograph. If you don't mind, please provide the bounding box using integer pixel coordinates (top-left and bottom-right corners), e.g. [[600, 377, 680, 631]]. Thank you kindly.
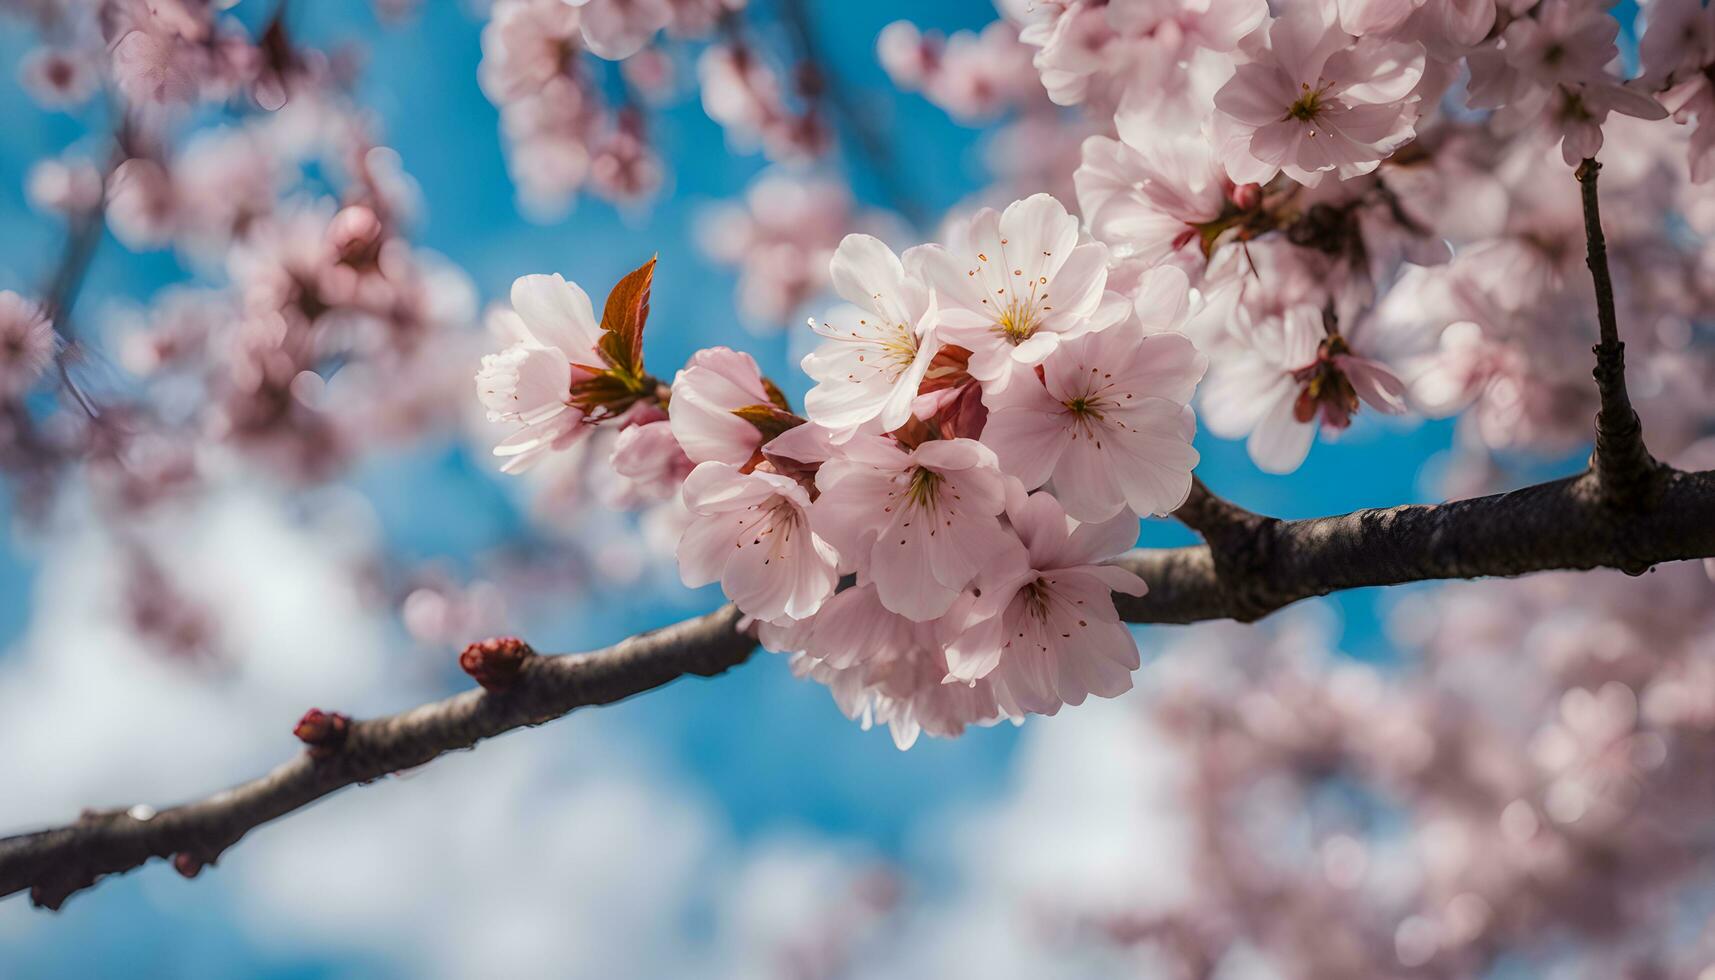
[[996, 295, 1042, 345], [1286, 83, 1325, 122], [905, 466, 943, 510], [1064, 395, 1102, 420], [878, 322, 918, 370], [1021, 577, 1052, 622], [1290, 333, 1359, 429]]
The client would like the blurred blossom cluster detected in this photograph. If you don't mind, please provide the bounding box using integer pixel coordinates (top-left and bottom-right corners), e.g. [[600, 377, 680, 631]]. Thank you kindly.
[[10, 0, 1715, 973], [475, 0, 856, 219], [826, 569, 1715, 976]]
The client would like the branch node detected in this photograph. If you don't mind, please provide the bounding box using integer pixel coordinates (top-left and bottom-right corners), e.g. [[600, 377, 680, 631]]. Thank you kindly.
[[172, 852, 207, 879], [293, 709, 351, 759], [460, 637, 536, 693], [1172, 477, 1282, 622]]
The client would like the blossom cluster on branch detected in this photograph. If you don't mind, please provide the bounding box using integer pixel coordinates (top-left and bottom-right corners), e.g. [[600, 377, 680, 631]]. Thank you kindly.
[[476, 0, 1715, 747]]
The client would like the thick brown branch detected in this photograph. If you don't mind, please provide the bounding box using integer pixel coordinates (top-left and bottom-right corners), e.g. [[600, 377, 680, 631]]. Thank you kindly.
[[1576, 157, 1662, 508], [1117, 468, 1715, 624], [0, 605, 757, 910], [6, 469, 1715, 910]]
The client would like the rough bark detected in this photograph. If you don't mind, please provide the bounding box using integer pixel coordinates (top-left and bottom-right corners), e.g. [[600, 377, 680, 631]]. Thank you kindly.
[[1576, 157, 1664, 508]]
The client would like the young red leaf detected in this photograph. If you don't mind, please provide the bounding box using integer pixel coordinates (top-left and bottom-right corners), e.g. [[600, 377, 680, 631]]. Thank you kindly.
[[597, 256, 656, 382], [731, 403, 806, 444]]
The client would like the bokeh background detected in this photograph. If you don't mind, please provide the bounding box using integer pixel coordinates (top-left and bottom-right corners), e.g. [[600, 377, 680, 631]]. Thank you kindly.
[[0, 2, 1600, 976]]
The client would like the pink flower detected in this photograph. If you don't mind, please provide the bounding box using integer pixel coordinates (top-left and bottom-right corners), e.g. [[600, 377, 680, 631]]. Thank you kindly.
[[1547, 81, 1670, 165], [1016, 1, 1117, 106], [776, 582, 1013, 748], [665, 0, 734, 39], [1465, 0, 1667, 165], [801, 235, 940, 436], [26, 158, 105, 216], [810, 436, 1013, 621], [944, 488, 1147, 716], [881, 20, 1043, 122], [1335, 0, 1424, 37], [1213, 2, 1426, 185], [587, 119, 663, 204], [20, 47, 99, 110], [111, 30, 198, 108], [475, 274, 605, 473], [698, 44, 826, 162], [1015, 0, 1266, 108], [567, 0, 672, 60], [478, 0, 584, 103], [982, 269, 1207, 521], [877, 21, 937, 90], [1075, 118, 1235, 271], [1201, 302, 1411, 474], [678, 461, 838, 623], [910, 193, 1121, 392], [696, 170, 859, 328], [0, 291, 56, 399], [669, 346, 773, 466], [107, 155, 184, 250], [610, 415, 693, 502], [1498, 0, 1627, 90], [1640, 0, 1715, 180]]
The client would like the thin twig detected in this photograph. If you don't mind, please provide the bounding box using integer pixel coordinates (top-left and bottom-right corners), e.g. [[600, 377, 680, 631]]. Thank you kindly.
[[1575, 157, 1661, 509]]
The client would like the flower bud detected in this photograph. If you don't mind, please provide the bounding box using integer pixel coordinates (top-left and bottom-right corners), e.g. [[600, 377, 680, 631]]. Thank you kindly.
[[293, 708, 351, 758], [459, 637, 536, 693], [173, 852, 207, 878]]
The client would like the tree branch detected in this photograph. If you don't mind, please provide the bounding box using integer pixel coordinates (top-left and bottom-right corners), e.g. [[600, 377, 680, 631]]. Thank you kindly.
[[0, 605, 757, 910], [1117, 467, 1715, 624], [5, 468, 1715, 910], [1576, 157, 1662, 509]]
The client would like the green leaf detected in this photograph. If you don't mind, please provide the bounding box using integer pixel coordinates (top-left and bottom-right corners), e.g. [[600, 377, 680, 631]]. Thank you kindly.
[[597, 256, 656, 384]]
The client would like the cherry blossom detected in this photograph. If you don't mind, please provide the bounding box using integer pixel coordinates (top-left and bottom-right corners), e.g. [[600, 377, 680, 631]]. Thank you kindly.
[[801, 235, 941, 436], [609, 412, 693, 503], [1200, 301, 1412, 474], [0, 291, 56, 399], [981, 269, 1207, 521], [1335, 0, 1425, 37], [1213, 2, 1426, 185], [475, 274, 606, 473], [1466, 0, 1668, 164], [909, 193, 1121, 392], [810, 436, 1013, 622], [568, 0, 672, 61], [1640, 0, 1715, 181], [677, 461, 838, 623], [944, 488, 1147, 716], [1075, 116, 1241, 274], [668, 346, 774, 467], [19, 47, 99, 109], [876, 20, 1042, 122], [791, 643, 1009, 750], [1011, 0, 1266, 108], [696, 172, 859, 328]]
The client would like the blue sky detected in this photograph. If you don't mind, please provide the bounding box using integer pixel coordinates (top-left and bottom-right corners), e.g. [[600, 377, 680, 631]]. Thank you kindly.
[[0, 2, 1566, 975]]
